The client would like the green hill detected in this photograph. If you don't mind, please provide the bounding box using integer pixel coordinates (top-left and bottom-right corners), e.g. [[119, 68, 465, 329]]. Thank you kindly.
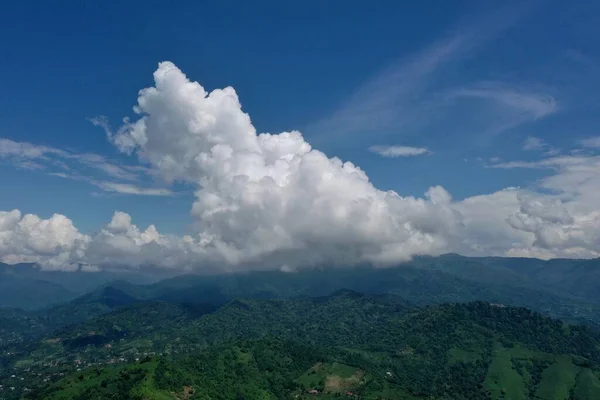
[[4, 292, 600, 399], [66, 259, 600, 330]]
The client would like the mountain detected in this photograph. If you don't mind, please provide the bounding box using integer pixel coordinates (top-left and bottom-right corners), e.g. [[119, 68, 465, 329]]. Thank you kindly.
[[0, 285, 152, 349], [0, 262, 171, 310], [73, 285, 140, 308], [4, 254, 600, 316], [8, 293, 600, 400], [13, 290, 411, 360], [73, 259, 600, 329], [472, 256, 600, 304], [0, 274, 76, 310], [3, 253, 599, 353], [412, 254, 600, 304]]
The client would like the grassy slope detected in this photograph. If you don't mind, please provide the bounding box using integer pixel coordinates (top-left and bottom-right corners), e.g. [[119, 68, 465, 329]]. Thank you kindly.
[[535, 356, 579, 399], [573, 369, 600, 400], [34, 360, 174, 400], [484, 344, 528, 400]]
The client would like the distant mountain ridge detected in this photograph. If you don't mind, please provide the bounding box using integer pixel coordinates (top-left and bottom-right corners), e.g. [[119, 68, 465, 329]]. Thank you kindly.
[[0, 272, 77, 310], [2, 255, 600, 328], [0, 262, 170, 310], [2, 254, 600, 399], [62, 255, 600, 328]]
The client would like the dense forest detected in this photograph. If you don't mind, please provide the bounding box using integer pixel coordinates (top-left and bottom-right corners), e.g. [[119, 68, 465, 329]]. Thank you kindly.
[[2, 289, 600, 399], [3, 257, 600, 399], [3, 255, 600, 326], [3, 255, 600, 350]]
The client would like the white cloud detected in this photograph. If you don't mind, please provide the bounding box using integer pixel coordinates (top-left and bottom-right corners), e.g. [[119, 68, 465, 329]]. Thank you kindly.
[[0, 138, 67, 159], [454, 85, 558, 120], [0, 209, 89, 270], [484, 153, 600, 258], [307, 5, 539, 145], [580, 136, 600, 148], [522, 136, 547, 150], [2, 62, 600, 271], [103, 62, 600, 265], [93, 182, 173, 196], [105, 62, 464, 267], [448, 83, 559, 139], [309, 35, 465, 140], [0, 138, 171, 196], [369, 145, 431, 157], [0, 138, 133, 179], [75, 153, 142, 181]]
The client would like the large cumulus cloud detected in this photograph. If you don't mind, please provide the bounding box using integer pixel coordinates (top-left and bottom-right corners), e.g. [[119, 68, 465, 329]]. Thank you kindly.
[[2, 62, 600, 271], [0, 210, 89, 270], [108, 62, 465, 268]]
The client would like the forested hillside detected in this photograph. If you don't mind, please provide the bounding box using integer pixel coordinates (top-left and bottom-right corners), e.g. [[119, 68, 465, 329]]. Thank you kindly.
[[3, 256, 600, 399], [2, 291, 600, 399], [3, 256, 600, 328], [50, 257, 600, 329]]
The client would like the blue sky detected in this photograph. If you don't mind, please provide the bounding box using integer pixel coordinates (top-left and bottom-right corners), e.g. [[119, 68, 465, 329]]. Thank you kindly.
[[1, 1, 600, 270]]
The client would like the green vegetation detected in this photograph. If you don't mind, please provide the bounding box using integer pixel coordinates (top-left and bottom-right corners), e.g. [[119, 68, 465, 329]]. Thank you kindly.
[[484, 344, 528, 400], [535, 356, 579, 399], [1, 291, 599, 399], [3, 255, 600, 348], [572, 369, 600, 400], [3, 255, 600, 399], [296, 362, 364, 393], [29, 340, 326, 400], [448, 347, 480, 364]]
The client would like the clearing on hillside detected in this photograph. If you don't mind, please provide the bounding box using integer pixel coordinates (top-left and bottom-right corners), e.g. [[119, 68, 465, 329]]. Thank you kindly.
[[296, 362, 366, 393]]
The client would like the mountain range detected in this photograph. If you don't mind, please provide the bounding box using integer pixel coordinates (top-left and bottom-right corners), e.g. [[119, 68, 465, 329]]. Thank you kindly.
[[2, 255, 600, 399]]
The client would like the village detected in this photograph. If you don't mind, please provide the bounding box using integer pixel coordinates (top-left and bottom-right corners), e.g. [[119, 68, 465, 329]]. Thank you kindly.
[[0, 344, 162, 400]]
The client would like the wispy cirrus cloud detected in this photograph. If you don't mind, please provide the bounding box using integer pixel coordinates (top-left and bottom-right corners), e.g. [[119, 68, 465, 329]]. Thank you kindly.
[[308, 34, 466, 140], [74, 152, 146, 181], [580, 136, 600, 148], [0, 138, 171, 196], [94, 182, 173, 196], [521, 135, 561, 156], [0, 138, 139, 180], [369, 145, 432, 157], [448, 83, 559, 140], [307, 3, 555, 150], [522, 136, 548, 150], [452, 85, 557, 120], [48, 172, 174, 196]]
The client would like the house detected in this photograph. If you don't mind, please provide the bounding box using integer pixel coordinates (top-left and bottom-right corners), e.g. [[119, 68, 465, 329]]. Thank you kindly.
[[309, 389, 319, 395]]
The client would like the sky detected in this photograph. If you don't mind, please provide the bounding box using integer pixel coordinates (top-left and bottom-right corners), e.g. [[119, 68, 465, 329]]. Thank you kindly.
[[1, 0, 600, 271]]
